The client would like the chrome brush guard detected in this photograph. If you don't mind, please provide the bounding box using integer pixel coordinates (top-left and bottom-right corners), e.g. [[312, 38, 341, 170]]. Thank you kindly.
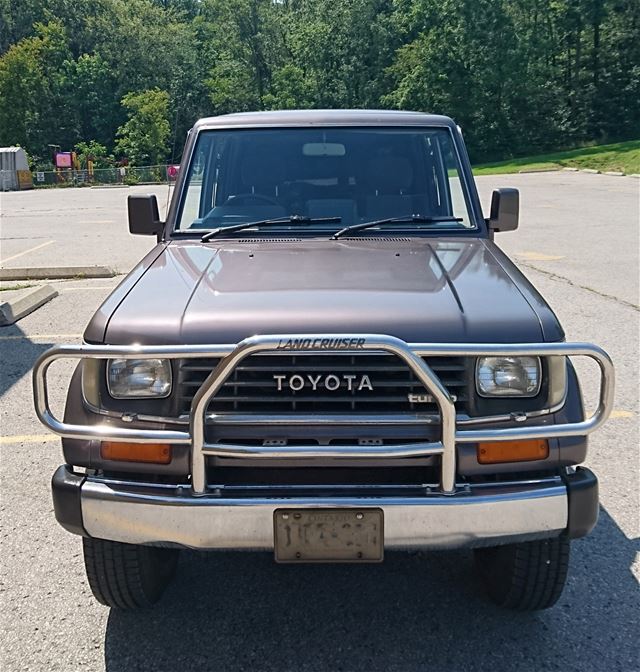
[[33, 334, 615, 495]]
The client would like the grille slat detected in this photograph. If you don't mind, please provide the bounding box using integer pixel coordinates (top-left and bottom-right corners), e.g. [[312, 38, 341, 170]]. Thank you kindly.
[[182, 378, 466, 388], [211, 395, 426, 403], [233, 364, 465, 373], [177, 352, 468, 416]]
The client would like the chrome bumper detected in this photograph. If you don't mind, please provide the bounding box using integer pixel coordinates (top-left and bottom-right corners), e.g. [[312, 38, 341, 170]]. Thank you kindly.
[[77, 475, 568, 550]]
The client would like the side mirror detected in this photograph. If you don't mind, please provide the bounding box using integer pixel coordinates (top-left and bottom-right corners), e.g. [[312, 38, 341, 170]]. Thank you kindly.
[[128, 195, 163, 239], [488, 188, 519, 233]]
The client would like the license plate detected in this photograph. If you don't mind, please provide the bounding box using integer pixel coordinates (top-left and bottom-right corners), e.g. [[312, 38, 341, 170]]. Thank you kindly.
[[274, 508, 384, 563]]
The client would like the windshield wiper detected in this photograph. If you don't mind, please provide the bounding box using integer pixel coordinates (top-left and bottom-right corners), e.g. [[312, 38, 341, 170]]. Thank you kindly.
[[201, 215, 342, 241], [330, 215, 463, 240]]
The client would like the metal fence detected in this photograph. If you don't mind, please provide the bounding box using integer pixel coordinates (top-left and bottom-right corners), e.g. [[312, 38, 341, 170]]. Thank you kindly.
[[31, 164, 178, 188]]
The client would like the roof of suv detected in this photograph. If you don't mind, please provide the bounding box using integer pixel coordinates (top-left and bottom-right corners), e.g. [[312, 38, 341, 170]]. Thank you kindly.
[[193, 109, 456, 130]]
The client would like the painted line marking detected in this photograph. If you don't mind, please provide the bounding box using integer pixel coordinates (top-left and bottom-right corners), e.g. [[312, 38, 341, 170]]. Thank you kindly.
[[610, 409, 634, 419], [0, 434, 57, 445], [59, 285, 116, 292], [516, 251, 566, 262], [0, 240, 55, 264], [0, 333, 82, 341]]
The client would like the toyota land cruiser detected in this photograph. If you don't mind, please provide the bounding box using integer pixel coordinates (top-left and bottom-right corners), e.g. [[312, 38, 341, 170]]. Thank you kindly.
[[33, 110, 614, 611]]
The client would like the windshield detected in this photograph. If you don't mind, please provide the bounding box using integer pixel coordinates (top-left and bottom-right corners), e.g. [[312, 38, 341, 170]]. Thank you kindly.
[[175, 127, 476, 234]]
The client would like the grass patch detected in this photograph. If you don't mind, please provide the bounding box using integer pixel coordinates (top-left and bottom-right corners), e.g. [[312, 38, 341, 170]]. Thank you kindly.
[[473, 140, 640, 175], [0, 283, 36, 292]]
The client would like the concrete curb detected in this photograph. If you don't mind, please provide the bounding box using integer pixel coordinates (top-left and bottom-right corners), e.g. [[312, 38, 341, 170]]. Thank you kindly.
[[517, 167, 559, 173], [0, 266, 116, 281], [510, 166, 634, 177], [577, 168, 636, 176], [0, 284, 58, 326]]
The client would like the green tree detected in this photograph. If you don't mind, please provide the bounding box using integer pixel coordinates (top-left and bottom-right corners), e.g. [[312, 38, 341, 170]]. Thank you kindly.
[[200, 0, 280, 113], [272, 0, 396, 109], [0, 21, 74, 158], [384, 0, 530, 161], [1, 0, 638, 164], [68, 54, 120, 149], [263, 64, 315, 110], [0, 30, 46, 150], [115, 88, 170, 165], [74, 140, 111, 168]]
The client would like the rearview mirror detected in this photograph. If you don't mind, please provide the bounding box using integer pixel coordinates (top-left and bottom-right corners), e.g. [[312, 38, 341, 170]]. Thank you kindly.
[[302, 142, 346, 156], [128, 195, 163, 239], [488, 188, 519, 233]]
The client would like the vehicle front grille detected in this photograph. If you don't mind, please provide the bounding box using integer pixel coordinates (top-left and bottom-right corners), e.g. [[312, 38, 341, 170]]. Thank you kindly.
[[177, 353, 469, 416]]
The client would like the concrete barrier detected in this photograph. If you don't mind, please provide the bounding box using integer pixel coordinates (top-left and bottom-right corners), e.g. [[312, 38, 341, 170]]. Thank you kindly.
[[0, 266, 116, 281], [0, 284, 58, 326]]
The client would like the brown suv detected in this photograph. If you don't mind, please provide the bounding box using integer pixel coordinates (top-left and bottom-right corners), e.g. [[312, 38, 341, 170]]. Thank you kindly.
[[33, 110, 614, 611]]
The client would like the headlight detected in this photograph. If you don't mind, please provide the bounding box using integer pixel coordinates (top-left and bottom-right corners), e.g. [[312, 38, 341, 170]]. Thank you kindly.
[[476, 356, 541, 397], [107, 359, 172, 399]]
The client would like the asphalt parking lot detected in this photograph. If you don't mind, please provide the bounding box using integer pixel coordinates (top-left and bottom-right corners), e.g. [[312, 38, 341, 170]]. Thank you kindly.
[[0, 173, 638, 671]]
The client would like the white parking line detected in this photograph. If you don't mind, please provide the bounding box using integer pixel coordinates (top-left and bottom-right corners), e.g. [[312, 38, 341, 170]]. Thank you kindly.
[[0, 333, 82, 341], [59, 285, 117, 291], [1, 240, 55, 263]]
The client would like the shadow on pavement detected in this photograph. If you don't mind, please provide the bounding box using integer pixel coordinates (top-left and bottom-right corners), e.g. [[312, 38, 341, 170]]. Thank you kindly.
[[104, 507, 638, 672], [0, 324, 51, 398]]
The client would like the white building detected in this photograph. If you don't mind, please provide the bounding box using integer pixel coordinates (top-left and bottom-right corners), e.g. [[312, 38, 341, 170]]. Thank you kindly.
[[0, 147, 32, 191]]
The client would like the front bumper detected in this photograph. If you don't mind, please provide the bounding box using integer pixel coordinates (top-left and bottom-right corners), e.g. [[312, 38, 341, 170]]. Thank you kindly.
[[52, 465, 598, 550]]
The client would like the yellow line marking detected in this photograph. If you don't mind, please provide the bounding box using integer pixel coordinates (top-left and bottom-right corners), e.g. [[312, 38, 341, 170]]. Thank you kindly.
[[1, 240, 55, 264], [0, 333, 82, 341], [517, 251, 566, 262], [610, 409, 634, 419], [0, 434, 57, 445]]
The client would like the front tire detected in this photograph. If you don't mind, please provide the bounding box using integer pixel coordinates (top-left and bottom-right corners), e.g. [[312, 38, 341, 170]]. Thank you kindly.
[[474, 536, 570, 611], [83, 537, 179, 609]]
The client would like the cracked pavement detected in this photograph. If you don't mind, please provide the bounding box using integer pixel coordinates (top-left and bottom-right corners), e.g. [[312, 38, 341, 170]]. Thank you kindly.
[[1, 173, 638, 672]]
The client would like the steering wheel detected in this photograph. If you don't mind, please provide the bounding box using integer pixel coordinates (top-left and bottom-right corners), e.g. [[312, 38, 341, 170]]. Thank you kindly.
[[224, 193, 281, 207]]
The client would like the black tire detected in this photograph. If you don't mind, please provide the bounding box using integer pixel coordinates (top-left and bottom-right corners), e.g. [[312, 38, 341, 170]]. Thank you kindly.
[[474, 535, 570, 611], [83, 537, 179, 609]]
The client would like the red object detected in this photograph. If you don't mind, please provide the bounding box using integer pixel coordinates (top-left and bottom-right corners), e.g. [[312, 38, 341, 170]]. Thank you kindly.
[[167, 165, 180, 180], [55, 152, 72, 168]]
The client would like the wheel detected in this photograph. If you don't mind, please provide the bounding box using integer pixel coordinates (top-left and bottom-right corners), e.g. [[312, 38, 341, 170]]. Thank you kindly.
[[82, 537, 179, 609], [474, 535, 570, 611]]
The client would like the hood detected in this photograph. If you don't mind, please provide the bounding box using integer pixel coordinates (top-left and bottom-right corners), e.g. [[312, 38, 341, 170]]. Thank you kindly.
[[88, 238, 563, 345]]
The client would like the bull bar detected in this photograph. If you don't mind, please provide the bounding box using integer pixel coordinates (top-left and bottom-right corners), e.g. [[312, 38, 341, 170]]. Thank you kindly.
[[33, 334, 614, 497]]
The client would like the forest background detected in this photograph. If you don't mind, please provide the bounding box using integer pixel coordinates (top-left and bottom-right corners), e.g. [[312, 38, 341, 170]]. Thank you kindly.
[[1, 0, 638, 169]]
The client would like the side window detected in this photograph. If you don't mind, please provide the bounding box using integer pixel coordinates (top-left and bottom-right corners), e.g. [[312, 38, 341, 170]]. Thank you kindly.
[[421, 132, 471, 227], [440, 135, 470, 227], [423, 135, 443, 214], [181, 140, 208, 227]]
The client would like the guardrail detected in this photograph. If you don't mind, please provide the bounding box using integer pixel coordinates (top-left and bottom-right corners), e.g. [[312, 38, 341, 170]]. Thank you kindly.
[[32, 334, 615, 496]]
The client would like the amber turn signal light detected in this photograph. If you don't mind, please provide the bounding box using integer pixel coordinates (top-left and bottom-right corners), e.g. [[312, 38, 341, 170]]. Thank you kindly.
[[100, 441, 172, 464], [477, 439, 549, 464]]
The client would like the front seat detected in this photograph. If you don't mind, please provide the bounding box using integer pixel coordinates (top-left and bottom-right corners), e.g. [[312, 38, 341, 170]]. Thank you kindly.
[[364, 155, 415, 220]]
